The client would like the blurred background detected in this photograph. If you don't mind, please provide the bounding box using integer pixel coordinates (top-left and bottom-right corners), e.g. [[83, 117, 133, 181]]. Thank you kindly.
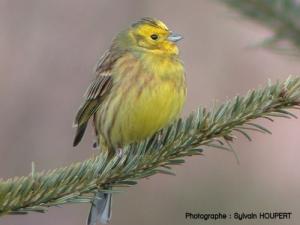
[[0, 0, 300, 225]]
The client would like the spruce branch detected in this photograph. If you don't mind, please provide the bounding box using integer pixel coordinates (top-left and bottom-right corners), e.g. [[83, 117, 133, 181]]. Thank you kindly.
[[1, 77, 300, 216], [220, 0, 300, 54]]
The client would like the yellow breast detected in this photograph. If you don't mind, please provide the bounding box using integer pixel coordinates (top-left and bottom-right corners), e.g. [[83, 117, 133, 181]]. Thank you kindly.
[[96, 53, 186, 148]]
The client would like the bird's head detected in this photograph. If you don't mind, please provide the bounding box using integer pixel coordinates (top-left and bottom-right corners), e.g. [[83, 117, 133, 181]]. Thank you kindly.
[[115, 17, 183, 56]]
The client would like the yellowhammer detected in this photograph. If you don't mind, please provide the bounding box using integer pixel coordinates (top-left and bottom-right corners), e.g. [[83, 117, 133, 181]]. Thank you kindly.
[[73, 17, 186, 225]]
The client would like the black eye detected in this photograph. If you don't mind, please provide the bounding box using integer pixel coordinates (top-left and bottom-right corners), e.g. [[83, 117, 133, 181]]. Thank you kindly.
[[150, 34, 158, 40]]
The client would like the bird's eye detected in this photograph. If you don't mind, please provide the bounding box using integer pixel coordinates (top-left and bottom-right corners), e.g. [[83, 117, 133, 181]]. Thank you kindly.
[[150, 34, 158, 40]]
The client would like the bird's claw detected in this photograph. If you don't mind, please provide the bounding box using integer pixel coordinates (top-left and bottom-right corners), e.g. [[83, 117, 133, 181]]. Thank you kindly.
[[92, 140, 100, 151]]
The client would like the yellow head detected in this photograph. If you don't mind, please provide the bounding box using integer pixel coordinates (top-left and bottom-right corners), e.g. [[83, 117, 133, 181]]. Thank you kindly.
[[115, 18, 183, 56]]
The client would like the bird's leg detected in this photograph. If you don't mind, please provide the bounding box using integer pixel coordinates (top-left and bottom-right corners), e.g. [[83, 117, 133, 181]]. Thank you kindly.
[[157, 129, 163, 143], [116, 148, 124, 158]]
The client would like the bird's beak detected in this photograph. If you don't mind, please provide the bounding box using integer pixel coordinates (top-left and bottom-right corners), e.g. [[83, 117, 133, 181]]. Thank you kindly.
[[168, 33, 183, 42]]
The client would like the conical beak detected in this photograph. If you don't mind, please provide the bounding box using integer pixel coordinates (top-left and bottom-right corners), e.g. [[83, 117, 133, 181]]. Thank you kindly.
[[168, 33, 183, 42]]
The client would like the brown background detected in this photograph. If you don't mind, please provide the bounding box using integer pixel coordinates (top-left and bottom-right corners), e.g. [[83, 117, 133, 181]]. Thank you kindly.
[[1, 0, 300, 225]]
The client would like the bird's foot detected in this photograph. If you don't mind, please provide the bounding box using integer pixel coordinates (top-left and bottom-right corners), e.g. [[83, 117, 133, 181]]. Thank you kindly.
[[116, 148, 124, 158]]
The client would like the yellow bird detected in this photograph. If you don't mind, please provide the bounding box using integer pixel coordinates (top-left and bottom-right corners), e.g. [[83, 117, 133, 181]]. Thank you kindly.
[[73, 17, 186, 225]]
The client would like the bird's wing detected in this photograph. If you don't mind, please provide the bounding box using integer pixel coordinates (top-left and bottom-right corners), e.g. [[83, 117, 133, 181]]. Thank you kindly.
[[73, 50, 117, 146]]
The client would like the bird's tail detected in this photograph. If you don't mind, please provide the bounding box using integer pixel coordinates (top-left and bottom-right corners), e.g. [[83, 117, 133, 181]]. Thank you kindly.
[[87, 191, 112, 225]]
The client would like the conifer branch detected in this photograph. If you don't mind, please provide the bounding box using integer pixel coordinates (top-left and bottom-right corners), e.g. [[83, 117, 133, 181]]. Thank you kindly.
[[0, 77, 300, 216], [220, 0, 300, 54]]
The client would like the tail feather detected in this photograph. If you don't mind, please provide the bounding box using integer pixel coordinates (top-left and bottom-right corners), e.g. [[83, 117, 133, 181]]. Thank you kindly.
[[87, 191, 112, 225]]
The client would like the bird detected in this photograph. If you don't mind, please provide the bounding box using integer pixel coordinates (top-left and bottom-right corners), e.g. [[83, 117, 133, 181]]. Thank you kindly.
[[73, 17, 186, 225]]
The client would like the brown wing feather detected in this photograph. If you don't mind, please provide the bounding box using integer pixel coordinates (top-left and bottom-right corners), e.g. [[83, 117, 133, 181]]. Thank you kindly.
[[73, 49, 117, 146]]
